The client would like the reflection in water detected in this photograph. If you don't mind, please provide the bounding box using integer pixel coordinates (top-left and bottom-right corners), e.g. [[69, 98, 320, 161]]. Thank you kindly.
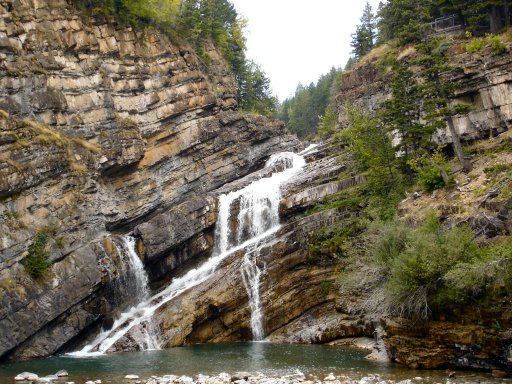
[[0, 343, 507, 384]]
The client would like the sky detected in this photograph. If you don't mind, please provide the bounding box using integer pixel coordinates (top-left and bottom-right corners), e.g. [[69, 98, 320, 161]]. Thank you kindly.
[[229, 0, 382, 101]]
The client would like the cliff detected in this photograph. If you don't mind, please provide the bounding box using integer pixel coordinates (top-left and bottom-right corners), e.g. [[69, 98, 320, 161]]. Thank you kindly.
[[336, 41, 512, 144], [330, 39, 512, 372], [0, 0, 301, 360]]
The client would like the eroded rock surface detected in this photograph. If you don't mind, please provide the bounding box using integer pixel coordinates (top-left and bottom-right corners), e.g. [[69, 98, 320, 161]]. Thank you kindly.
[[0, 0, 298, 360]]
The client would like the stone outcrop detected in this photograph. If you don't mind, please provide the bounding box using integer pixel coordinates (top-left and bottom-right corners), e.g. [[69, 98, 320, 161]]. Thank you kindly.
[[335, 42, 512, 144], [0, 0, 299, 360], [332, 42, 512, 373], [100, 143, 371, 352]]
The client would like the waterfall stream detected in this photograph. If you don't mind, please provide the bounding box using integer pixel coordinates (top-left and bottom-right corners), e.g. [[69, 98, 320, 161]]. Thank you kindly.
[[71, 150, 308, 356]]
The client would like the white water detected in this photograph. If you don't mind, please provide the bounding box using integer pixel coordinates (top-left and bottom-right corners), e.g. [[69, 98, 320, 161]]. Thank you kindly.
[[71, 150, 308, 356], [122, 237, 150, 302], [241, 247, 264, 340]]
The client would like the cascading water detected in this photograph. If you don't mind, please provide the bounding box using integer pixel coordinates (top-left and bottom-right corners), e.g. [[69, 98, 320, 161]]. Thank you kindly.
[[241, 248, 264, 340], [71, 150, 308, 356], [70, 236, 160, 356]]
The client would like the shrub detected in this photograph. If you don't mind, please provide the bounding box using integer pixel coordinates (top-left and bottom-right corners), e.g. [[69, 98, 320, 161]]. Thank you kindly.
[[443, 236, 512, 302], [465, 37, 484, 53], [308, 227, 350, 265], [369, 214, 485, 318], [408, 149, 451, 192], [24, 230, 51, 278], [486, 34, 507, 55], [24, 226, 57, 278]]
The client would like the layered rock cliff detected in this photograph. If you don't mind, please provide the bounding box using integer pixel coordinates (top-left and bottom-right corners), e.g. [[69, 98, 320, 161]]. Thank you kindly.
[[331, 40, 512, 372], [0, 0, 301, 360], [336, 41, 512, 144]]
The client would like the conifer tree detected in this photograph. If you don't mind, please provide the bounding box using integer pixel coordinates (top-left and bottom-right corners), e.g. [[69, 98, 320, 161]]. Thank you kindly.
[[380, 62, 426, 167], [416, 38, 472, 172], [377, 0, 434, 45], [351, 2, 376, 60]]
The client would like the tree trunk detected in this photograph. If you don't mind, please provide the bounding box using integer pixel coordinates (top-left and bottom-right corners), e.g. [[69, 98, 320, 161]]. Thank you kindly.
[[489, 6, 504, 34], [447, 118, 472, 173]]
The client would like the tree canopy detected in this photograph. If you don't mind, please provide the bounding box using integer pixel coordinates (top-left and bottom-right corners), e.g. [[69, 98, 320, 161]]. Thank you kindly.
[[277, 68, 340, 138]]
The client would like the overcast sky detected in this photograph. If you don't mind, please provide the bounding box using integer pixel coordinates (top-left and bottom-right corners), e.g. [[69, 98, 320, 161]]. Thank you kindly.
[[230, 0, 383, 101]]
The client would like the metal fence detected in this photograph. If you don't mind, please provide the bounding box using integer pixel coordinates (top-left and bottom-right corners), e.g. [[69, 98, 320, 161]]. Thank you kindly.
[[430, 14, 463, 34]]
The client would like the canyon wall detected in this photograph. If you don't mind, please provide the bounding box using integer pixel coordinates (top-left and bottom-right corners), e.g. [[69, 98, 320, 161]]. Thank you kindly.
[[336, 42, 512, 144], [0, 0, 301, 360]]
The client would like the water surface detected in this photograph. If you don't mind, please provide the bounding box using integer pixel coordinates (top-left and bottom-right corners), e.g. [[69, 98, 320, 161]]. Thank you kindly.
[[0, 343, 507, 383]]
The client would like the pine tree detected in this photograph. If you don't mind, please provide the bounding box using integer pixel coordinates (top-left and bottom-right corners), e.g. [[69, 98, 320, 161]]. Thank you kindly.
[[377, 0, 434, 45], [416, 38, 472, 172], [380, 62, 427, 167], [351, 2, 376, 60]]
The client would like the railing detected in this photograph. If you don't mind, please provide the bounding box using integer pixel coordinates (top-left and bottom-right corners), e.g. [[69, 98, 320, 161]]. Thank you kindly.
[[430, 14, 463, 34]]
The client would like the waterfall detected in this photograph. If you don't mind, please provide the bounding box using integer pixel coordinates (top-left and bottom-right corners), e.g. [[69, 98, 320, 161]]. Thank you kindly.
[[241, 248, 264, 340], [215, 151, 307, 340], [70, 150, 308, 356], [70, 236, 160, 356]]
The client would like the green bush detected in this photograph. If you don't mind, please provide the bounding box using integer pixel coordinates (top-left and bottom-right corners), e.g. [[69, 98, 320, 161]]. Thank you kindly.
[[368, 214, 492, 318], [443, 236, 512, 302], [408, 150, 451, 192], [486, 34, 507, 56], [24, 230, 51, 278], [308, 227, 350, 265], [465, 37, 484, 53]]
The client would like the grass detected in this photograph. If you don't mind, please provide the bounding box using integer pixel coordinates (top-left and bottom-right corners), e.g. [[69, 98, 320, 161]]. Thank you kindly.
[[5, 118, 104, 174]]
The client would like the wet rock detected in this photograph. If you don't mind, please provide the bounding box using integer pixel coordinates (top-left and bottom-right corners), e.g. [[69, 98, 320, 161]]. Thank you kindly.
[[0, 0, 299, 360], [56, 370, 69, 377], [14, 372, 39, 381], [231, 373, 251, 381], [125, 375, 140, 380]]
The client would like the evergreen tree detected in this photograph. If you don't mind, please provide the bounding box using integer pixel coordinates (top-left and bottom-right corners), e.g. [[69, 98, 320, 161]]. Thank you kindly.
[[415, 38, 472, 172], [238, 61, 277, 116], [380, 62, 428, 172], [351, 2, 376, 60], [445, 0, 511, 33], [377, 0, 434, 45], [339, 106, 400, 197], [278, 68, 341, 138]]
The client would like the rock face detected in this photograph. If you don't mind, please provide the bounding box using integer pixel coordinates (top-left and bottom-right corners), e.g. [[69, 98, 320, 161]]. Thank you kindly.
[[332, 43, 512, 373], [143, 145, 372, 349], [336, 43, 512, 144], [0, 0, 299, 360]]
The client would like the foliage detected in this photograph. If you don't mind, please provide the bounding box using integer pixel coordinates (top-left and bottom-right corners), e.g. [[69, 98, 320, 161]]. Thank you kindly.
[[338, 106, 401, 198], [443, 236, 512, 302], [318, 105, 338, 137], [415, 37, 473, 172], [486, 33, 508, 55], [308, 219, 365, 265], [375, 50, 398, 72], [308, 227, 350, 265], [376, 0, 434, 45], [408, 148, 452, 191], [368, 214, 512, 318], [24, 227, 56, 279], [465, 33, 507, 55], [350, 2, 377, 60], [376, 0, 511, 47], [465, 36, 485, 52], [237, 61, 277, 116], [277, 67, 340, 138]]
